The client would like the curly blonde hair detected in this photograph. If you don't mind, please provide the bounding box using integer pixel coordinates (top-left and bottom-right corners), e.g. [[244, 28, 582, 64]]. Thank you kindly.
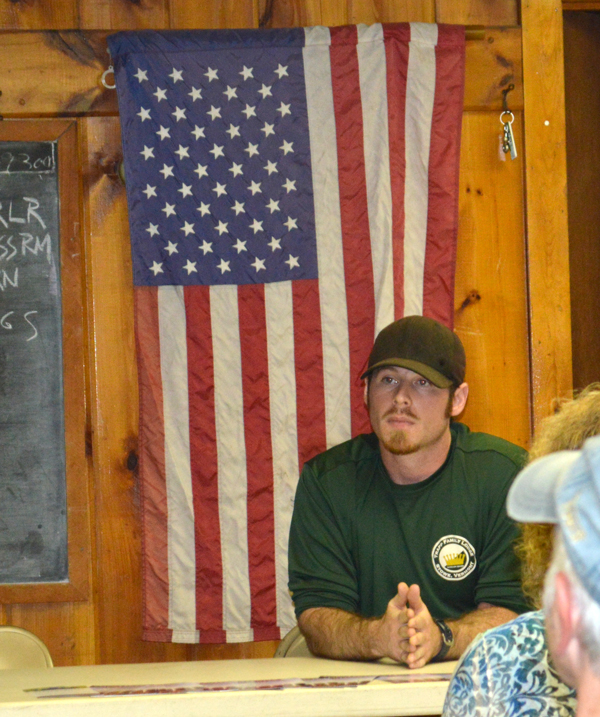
[[516, 383, 600, 608]]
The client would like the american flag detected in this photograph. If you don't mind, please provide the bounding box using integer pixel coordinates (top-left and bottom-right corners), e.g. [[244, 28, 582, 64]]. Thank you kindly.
[[108, 23, 464, 644]]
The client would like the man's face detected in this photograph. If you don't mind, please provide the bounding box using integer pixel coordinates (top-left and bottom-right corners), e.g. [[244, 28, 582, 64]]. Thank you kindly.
[[365, 365, 454, 457]]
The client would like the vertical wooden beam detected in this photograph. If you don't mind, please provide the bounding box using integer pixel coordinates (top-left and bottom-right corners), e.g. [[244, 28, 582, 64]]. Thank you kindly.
[[521, 0, 572, 426]]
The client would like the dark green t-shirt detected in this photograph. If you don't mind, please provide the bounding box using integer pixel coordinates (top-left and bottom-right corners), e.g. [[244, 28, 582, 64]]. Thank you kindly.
[[288, 423, 529, 620]]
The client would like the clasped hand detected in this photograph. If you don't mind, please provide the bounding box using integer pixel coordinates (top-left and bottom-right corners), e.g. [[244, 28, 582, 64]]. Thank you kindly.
[[373, 582, 442, 668]]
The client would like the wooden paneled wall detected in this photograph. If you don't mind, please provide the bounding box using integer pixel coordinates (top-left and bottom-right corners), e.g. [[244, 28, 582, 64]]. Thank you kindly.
[[0, 0, 571, 666]]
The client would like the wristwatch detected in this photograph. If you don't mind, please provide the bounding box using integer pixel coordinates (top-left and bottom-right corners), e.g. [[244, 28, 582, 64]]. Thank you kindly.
[[431, 618, 454, 662]]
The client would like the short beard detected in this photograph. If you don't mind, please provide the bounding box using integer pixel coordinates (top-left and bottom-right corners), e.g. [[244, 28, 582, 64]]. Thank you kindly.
[[381, 430, 420, 456]]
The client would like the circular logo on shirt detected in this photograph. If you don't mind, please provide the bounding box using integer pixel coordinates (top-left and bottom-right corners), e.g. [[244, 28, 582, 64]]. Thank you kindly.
[[431, 535, 476, 581]]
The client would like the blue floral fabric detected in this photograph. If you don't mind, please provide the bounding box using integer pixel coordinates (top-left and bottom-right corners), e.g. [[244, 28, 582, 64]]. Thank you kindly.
[[442, 611, 576, 717]]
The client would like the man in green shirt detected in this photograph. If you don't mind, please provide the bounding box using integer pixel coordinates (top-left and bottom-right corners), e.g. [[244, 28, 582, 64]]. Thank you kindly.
[[288, 315, 529, 667]]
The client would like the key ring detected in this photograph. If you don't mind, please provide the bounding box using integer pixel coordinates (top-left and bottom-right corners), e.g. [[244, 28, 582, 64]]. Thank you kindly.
[[500, 110, 514, 126]]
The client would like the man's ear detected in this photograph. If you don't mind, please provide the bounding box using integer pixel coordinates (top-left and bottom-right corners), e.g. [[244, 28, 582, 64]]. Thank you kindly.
[[450, 382, 469, 417], [363, 380, 369, 407]]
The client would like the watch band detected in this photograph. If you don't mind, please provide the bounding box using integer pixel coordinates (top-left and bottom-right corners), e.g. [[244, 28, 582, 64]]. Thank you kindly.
[[431, 618, 454, 663]]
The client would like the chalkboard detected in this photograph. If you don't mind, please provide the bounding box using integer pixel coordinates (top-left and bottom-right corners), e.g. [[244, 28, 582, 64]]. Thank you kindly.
[[0, 140, 68, 584]]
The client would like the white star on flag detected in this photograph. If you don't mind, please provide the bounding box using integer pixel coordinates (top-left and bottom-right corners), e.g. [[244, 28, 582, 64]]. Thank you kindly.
[[242, 105, 256, 119], [138, 108, 151, 121], [162, 203, 176, 217], [248, 181, 261, 195], [143, 184, 157, 198], [240, 66, 254, 80], [277, 102, 291, 117], [251, 257, 266, 272], [226, 124, 241, 139], [231, 200, 245, 215], [215, 221, 228, 235], [146, 223, 159, 237], [261, 122, 275, 137], [268, 236, 282, 251], [172, 107, 187, 121], [154, 87, 167, 102], [181, 221, 195, 235], [229, 163, 243, 177], [178, 184, 193, 198], [213, 182, 227, 197], [274, 63, 288, 78], [280, 140, 293, 155], [140, 145, 155, 160], [233, 239, 247, 253], [135, 68, 148, 82], [258, 84, 272, 99], [183, 259, 197, 274], [217, 258, 231, 273], [197, 202, 210, 216], [156, 126, 170, 140], [200, 240, 213, 254], [159, 164, 174, 179], [175, 145, 190, 159], [209, 144, 225, 159], [170, 68, 184, 83], [249, 219, 264, 234], [264, 161, 278, 175], [150, 261, 163, 274], [283, 216, 298, 231], [224, 86, 237, 100], [189, 87, 202, 101], [165, 241, 178, 255], [285, 254, 300, 269], [194, 164, 208, 179], [191, 126, 205, 140], [208, 106, 222, 120]]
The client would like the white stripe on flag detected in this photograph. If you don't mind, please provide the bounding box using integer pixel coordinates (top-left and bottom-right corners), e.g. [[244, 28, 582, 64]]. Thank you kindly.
[[404, 22, 438, 316], [158, 285, 198, 642], [303, 26, 352, 449], [357, 23, 395, 336], [264, 281, 299, 633], [210, 285, 253, 643]]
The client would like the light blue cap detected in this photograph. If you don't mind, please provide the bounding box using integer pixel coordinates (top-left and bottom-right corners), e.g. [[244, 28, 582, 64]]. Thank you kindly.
[[507, 434, 600, 605]]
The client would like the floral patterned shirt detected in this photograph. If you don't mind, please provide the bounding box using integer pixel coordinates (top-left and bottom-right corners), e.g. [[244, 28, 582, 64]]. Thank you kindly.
[[442, 611, 576, 717]]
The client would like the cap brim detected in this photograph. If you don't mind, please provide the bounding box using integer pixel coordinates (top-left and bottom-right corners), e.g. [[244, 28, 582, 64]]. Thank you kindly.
[[360, 358, 453, 388], [506, 450, 581, 523]]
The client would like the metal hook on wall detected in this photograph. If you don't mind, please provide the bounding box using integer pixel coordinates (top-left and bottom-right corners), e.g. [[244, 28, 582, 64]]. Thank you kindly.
[[101, 49, 116, 90], [501, 83, 515, 113], [500, 84, 517, 160]]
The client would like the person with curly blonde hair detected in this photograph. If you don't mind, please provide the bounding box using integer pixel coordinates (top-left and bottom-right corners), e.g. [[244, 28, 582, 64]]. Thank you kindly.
[[443, 383, 600, 717]]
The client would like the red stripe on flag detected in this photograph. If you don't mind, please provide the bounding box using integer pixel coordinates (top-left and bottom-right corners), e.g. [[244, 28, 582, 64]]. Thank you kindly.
[[293, 279, 327, 470], [184, 286, 226, 643], [383, 24, 410, 320], [422, 25, 465, 328], [329, 25, 376, 436], [238, 284, 278, 632], [136, 286, 172, 642]]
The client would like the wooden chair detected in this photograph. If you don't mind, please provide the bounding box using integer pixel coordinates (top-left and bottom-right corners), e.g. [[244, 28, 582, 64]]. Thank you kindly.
[[0, 627, 53, 669]]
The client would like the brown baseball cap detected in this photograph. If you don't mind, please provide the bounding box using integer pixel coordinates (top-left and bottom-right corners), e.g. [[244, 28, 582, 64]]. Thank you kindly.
[[361, 315, 466, 388]]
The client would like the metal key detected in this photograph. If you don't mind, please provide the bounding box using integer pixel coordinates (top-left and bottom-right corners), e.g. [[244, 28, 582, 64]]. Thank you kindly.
[[500, 111, 517, 160]]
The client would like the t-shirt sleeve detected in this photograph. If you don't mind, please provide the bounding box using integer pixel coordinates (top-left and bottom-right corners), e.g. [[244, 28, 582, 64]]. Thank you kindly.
[[288, 463, 360, 618], [474, 455, 530, 614]]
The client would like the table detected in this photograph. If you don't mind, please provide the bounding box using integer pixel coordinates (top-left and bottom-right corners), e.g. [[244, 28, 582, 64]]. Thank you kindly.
[[0, 656, 456, 716]]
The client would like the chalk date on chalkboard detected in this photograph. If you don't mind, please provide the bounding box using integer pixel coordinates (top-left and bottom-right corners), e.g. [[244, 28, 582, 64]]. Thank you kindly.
[[0, 141, 68, 584]]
